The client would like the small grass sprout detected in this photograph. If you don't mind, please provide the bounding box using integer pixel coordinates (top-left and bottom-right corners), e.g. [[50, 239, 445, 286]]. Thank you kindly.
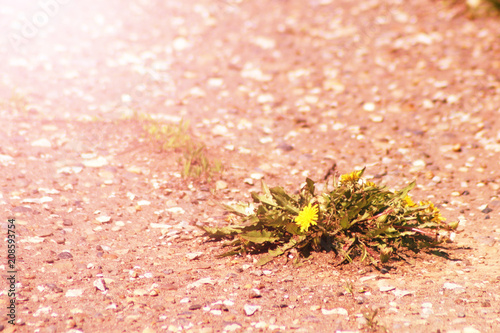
[[201, 168, 458, 266], [138, 113, 223, 181]]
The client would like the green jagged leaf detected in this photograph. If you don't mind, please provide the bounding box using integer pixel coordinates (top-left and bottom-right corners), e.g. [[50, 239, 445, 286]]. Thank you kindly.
[[218, 248, 244, 257], [305, 177, 315, 195], [270, 187, 299, 214], [359, 244, 368, 262], [240, 230, 279, 244], [340, 213, 350, 230], [256, 237, 302, 266], [347, 199, 367, 225], [350, 211, 371, 225], [395, 181, 416, 200], [256, 248, 284, 266], [265, 214, 288, 228], [200, 225, 242, 237], [261, 180, 272, 198], [222, 203, 253, 217], [251, 191, 277, 207], [286, 222, 300, 235]]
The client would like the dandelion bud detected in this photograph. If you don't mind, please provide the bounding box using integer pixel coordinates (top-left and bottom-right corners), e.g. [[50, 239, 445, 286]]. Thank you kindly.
[[380, 247, 393, 263]]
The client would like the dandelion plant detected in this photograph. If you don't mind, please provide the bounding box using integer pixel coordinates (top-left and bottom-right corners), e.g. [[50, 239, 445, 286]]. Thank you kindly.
[[201, 168, 458, 266]]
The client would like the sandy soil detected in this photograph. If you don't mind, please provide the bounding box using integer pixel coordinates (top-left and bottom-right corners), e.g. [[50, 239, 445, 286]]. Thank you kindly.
[[1, 0, 500, 332]]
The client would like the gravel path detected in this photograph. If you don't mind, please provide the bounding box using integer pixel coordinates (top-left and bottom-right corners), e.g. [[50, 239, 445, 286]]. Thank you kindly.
[[1, 0, 500, 332]]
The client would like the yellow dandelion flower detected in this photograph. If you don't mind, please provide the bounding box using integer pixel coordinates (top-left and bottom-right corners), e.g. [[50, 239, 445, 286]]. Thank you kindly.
[[295, 203, 318, 232], [435, 213, 446, 222], [419, 201, 446, 223], [403, 195, 417, 207], [340, 170, 362, 184], [364, 180, 376, 188]]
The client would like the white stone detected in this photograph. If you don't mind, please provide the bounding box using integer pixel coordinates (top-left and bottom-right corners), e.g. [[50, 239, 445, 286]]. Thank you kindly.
[[22, 196, 53, 204], [363, 102, 376, 112], [241, 63, 272, 82], [150, 223, 171, 229], [187, 277, 216, 289], [251, 36, 276, 49], [443, 282, 464, 290], [165, 207, 185, 214], [93, 278, 107, 291], [83, 156, 108, 168], [321, 307, 348, 316], [95, 216, 111, 223], [224, 323, 242, 332], [257, 93, 274, 104], [244, 304, 261, 316], [188, 86, 205, 97], [207, 78, 223, 87], [65, 289, 84, 297], [57, 166, 83, 174], [412, 160, 426, 167], [369, 115, 384, 123], [211, 125, 228, 136], [392, 289, 413, 297], [215, 180, 228, 190], [379, 284, 396, 292], [33, 306, 52, 317], [172, 37, 191, 51], [259, 137, 273, 144], [250, 173, 264, 180], [38, 188, 60, 194], [0, 154, 14, 166], [185, 252, 203, 260], [223, 300, 235, 307], [31, 138, 52, 148]]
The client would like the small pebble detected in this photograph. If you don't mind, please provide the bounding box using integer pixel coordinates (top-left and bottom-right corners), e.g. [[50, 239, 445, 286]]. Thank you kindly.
[[379, 285, 396, 292], [189, 304, 203, 310], [133, 289, 148, 296], [93, 278, 107, 292], [249, 288, 262, 298], [321, 307, 348, 316], [95, 216, 111, 223], [83, 156, 108, 168], [244, 304, 260, 316], [31, 138, 52, 147], [212, 125, 228, 136], [58, 251, 73, 259], [443, 282, 464, 290], [185, 252, 203, 260], [481, 301, 491, 307], [355, 296, 365, 304], [363, 102, 375, 112], [224, 323, 242, 332], [65, 289, 84, 297], [215, 180, 228, 190]]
